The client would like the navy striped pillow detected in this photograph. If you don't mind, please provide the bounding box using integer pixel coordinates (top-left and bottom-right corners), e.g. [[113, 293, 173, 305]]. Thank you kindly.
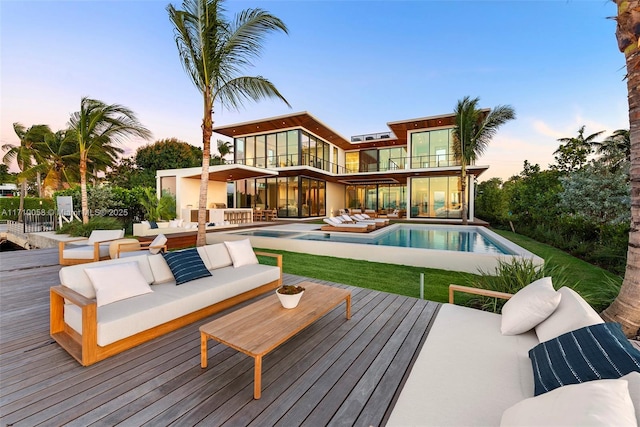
[[162, 248, 211, 285], [529, 322, 640, 396]]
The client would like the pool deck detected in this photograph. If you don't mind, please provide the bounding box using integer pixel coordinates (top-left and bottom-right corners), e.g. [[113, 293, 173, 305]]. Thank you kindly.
[[208, 223, 544, 274], [0, 247, 440, 426]]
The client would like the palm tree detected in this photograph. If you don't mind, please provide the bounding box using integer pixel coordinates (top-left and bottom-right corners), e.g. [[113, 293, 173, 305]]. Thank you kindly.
[[167, 0, 290, 246], [217, 139, 233, 160], [67, 97, 151, 224], [592, 128, 630, 170], [553, 126, 604, 173], [452, 96, 515, 225], [601, 1, 640, 338], [2, 123, 52, 221], [24, 129, 80, 195]]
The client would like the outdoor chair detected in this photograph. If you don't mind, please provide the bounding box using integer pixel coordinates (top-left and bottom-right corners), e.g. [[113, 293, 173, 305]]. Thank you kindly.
[[114, 234, 168, 259], [58, 229, 125, 265]]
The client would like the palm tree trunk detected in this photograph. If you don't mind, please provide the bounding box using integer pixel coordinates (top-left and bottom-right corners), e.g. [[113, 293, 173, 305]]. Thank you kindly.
[[80, 153, 89, 225], [197, 92, 213, 247], [18, 178, 26, 223], [601, 0, 640, 338], [461, 163, 468, 225]]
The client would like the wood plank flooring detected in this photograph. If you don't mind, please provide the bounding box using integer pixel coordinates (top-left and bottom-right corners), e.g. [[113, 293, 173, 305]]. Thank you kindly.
[[0, 248, 440, 426]]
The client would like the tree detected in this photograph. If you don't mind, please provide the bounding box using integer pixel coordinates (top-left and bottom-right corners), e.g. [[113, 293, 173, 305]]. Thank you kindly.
[[593, 128, 630, 171], [217, 139, 233, 159], [2, 123, 52, 221], [106, 157, 155, 189], [135, 138, 203, 172], [168, 0, 290, 246], [551, 126, 604, 173], [67, 97, 151, 224], [475, 178, 508, 225], [602, 1, 640, 337], [452, 96, 515, 225], [25, 129, 80, 195]]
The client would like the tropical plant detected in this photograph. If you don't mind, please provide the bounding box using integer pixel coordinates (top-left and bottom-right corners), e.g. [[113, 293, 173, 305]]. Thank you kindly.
[[67, 97, 151, 224], [551, 126, 604, 173], [167, 0, 290, 246], [593, 128, 630, 171], [24, 129, 80, 195], [57, 215, 123, 237], [138, 187, 176, 221], [135, 137, 203, 171], [217, 139, 233, 159], [602, 0, 640, 337], [465, 258, 570, 313], [452, 96, 515, 225], [2, 123, 52, 220]]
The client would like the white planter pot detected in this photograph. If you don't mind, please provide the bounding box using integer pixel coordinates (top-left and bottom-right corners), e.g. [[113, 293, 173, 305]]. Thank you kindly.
[[276, 289, 304, 309]]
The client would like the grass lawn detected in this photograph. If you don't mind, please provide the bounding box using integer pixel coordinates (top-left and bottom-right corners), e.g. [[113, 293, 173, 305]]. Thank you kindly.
[[256, 227, 622, 309]]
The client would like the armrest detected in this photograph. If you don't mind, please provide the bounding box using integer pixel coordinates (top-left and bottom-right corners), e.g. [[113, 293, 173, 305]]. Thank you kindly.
[[51, 284, 95, 306], [254, 251, 283, 270], [448, 284, 513, 304]]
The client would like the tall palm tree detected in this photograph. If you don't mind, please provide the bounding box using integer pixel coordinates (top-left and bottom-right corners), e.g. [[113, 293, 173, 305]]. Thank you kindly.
[[2, 123, 52, 221], [592, 128, 630, 170], [67, 97, 151, 224], [167, 0, 290, 246], [217, 139, 233, 160], [25, 129, 80, 194], [452, 96, 515, 225], [602, 0, 640, 338]]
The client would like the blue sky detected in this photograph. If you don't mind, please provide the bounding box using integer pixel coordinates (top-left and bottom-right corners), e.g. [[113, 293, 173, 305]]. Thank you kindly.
[[0, 0, 628, 181]]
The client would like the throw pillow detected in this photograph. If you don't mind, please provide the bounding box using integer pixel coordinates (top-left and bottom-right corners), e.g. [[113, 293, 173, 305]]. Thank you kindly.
[[529, 322, 640, 396], [148, 221, 158, 229], [534, 286, 604, 342], [622, 371, 640, 422], [141, 220, 150, 228], [149, 234, 167, 255], [500, 277, 561, 335], [224, 239, 259, 268], [168, 219, 179, 228], [85, 262, 153, 307], [162, 248, 211, 285], [500, 379, 637, 427]]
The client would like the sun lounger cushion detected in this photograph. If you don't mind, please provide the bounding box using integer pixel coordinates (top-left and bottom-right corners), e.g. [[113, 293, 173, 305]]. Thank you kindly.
[[85, 261, 153, 307], [224, 239, 259, 268], [534, 286, 603, 342], [162, 248, 211, 285], [500, 277, 561, 335], [64, 263, 280, 346], [500, 379, 638, 427], [529, 322, 640, 396]]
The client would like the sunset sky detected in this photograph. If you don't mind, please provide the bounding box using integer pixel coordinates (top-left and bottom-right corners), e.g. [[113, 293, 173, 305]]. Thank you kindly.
[[0, 0, 628, 181]]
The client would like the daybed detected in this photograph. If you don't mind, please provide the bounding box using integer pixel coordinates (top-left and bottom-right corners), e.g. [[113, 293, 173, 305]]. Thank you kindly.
[[50, 240, 282, 366], [132, 220, 238, 237], [387, 281, 640, 426]]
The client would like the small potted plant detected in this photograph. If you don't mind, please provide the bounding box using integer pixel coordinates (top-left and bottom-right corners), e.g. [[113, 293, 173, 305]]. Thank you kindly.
[[276, 284, 305, 309]]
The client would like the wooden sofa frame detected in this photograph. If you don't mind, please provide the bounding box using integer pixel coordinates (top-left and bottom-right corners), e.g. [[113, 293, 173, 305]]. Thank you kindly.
[[448, 284, 514, 304], [50, 251, 282, 366]]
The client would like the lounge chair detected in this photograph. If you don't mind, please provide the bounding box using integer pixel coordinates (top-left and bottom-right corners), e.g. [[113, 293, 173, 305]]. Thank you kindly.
[[59, 229, 125, 265], [354, 213, 389, 226], [321, 218, 371, 233], [387, 209, 405, 219], [115, 234, 168, 258], [343, 214, 383, 229]]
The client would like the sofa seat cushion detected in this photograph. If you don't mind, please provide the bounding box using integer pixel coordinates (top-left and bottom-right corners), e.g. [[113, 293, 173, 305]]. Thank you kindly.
[[62, 244, 111, 260], [387, 304, 539, 427], [64, 263, 280, 346]]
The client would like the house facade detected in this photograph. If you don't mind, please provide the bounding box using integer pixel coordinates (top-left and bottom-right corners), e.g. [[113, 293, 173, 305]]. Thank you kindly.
[[159, 111, 489, 221]]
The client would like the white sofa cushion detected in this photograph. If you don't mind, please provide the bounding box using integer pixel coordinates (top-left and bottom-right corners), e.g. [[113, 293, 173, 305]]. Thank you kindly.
[[622, 371, 640, 421], [202, 243, 234, 269], [224, 239, 259, 268], [149, 234, 167, 255], [62, 244, 111, 260], [85, 262, 153, 307], [64, 263, 280, 346], [500, 379, 637, 427], [501, 277, 561, 335], [60, 254, 154, 299], [387, 304, 539, 426], [534, 286, 603, 343], [147, 254, 174, 284]]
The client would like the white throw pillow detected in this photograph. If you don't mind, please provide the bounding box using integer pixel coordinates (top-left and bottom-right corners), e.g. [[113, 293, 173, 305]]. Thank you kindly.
[[622, 371, 640, 422], [85, 262, 153, 307], [500, 379, 637, 427], [224, 239, 259, 268], [535, 286, 604, 343], [168, 219, 179, 227], [500, 277, 561, 335], [149, 234, 167, 255]]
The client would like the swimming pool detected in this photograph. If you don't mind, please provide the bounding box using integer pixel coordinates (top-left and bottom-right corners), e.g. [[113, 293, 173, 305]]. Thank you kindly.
[[236, 225, 512, 255], [208, 223, 543, 274]]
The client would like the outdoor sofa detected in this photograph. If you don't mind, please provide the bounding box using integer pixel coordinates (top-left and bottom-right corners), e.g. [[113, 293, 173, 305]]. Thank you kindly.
[[132, 219, 238, 237], [50, 239, 282, 366], [388, 280, 640, 426]]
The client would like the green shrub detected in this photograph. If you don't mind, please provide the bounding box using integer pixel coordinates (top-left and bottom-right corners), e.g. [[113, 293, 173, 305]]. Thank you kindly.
[[579, 275, 622, 313], [57, 216, 123, 237], [0, 198, 55, 220], [464, 258, 570, 313]]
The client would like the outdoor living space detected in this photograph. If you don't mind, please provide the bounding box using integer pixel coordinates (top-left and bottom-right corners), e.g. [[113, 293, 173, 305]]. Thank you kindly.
[[0, 248, 438, 425]]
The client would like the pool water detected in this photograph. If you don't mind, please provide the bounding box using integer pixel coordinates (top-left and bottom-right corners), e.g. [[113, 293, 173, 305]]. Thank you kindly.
[[236, 225, 511, 255]]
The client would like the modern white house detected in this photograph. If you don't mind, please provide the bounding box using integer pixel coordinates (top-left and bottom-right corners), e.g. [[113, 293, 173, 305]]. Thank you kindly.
[[157, 111, 489, 221]]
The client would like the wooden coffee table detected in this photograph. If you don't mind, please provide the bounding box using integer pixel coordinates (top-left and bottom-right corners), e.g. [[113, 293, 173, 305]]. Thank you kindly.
[[199, 281, 351, 399]]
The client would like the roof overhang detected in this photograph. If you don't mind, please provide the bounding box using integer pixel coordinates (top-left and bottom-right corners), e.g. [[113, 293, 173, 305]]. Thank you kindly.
[[157, 164, 278, 182], [214, 111, 353, 150]]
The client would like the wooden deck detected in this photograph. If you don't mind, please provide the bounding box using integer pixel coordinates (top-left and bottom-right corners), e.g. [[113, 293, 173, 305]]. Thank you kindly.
[[0, 247, 440, 426]]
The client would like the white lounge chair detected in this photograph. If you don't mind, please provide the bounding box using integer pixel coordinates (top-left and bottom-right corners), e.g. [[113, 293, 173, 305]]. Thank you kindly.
[[59, 229, 125, 265], [354, 213, 389, 226], [321, 218, 371, 232]]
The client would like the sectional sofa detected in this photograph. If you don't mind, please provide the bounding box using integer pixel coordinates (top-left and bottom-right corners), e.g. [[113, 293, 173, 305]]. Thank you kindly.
[[387, 280, 640, 426], [50, 240, 282, 366]]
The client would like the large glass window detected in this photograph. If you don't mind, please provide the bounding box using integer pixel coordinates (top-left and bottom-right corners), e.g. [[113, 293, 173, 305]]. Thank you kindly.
[[346, 184, 407, 213], [411, 132, 430, 168], [255, 135, 266, 168], [235, 138, 245, 164], [410, 176, 464, 218], [266, 134, 277, 168], [245, 136, 255, 167], [410, 128, 456, 169], [360, 150, 378, 172], [276, 132, 287, 166], [345, 152, 359, 173], [287, 130, 299, 166]]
